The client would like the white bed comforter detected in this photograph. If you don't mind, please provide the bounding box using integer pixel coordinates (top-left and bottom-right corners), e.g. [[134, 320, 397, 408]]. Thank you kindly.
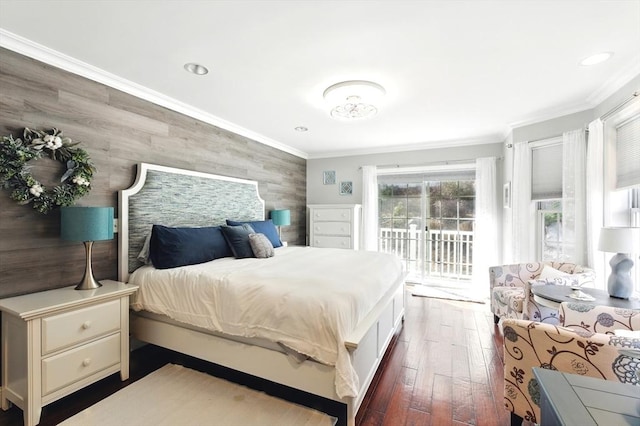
[[129, 246, 403, 398]]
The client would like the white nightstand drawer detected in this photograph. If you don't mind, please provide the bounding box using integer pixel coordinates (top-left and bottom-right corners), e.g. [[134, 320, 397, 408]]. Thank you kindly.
[[312, 208, 351, 221], [313, 235, 352, 249], [42, 299, 120, 354], [314, 221, 351, 236], [42, 332, 120, 395]]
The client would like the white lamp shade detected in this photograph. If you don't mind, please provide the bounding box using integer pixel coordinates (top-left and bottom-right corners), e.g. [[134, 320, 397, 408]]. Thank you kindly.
[[598, 227, 640, 254]]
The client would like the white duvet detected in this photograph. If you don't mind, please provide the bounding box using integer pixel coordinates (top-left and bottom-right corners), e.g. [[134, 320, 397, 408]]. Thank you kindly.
[[129, 246, 404, 399]]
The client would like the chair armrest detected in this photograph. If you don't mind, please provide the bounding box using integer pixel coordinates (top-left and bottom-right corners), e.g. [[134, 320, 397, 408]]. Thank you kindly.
[[560, 302, 640, 333]]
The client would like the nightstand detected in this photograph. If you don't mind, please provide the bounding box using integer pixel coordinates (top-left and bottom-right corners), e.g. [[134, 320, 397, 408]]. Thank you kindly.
[[0, 280, 138, 426]]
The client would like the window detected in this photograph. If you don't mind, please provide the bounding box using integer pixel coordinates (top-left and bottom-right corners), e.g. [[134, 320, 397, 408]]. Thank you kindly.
[[377, 166, 476, 285], [536, 200, 566, 261], [530, 137, 564, 260], [603, 98, 640, 293]]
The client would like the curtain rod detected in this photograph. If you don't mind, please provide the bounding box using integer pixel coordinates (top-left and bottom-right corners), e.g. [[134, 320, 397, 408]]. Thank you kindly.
[[358, 157, 503, 170], [601, 91, 640, 121]]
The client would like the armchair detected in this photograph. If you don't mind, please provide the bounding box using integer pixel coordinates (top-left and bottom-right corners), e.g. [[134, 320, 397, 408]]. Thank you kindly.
[[490, 262, 595, 325], [503, 302, 640, 425]]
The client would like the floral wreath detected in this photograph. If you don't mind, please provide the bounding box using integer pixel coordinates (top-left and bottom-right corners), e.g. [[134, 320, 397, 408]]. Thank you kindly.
[[0, 128, 95, 214]]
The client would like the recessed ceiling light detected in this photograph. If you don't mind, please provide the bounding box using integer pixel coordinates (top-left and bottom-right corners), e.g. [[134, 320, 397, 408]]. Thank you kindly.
[[294, 126, 308, 132], [323, 80, 386, 120], [184, 63, 209, 75], [579, 52, 613, 66]]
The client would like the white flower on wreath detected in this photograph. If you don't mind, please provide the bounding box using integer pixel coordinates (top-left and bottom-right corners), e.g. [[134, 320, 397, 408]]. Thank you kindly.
[[29, 183, 43, 197], [72, 176, 90, 186], [43, 134, 63, 150]]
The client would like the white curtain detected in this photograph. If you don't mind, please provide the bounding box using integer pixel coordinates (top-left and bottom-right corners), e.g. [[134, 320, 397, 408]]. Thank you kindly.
[[561, 129, 587, 264], [473, 157, 499, 287], [361, 165, 379, 251], [512, 141, 535, 262], [586, 119, 606, 279]]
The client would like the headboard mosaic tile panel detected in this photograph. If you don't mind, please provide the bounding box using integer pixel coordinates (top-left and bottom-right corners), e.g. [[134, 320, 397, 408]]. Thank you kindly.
[[119, 164, 265, 279]]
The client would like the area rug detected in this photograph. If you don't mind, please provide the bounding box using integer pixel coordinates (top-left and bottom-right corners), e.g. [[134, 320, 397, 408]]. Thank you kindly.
[[59, 364, 334, 426], [411, 285, 486, 304]]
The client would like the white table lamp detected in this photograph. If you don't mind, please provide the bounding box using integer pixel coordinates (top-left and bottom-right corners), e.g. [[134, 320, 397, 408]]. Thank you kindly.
[[598, 227, 640, 299]]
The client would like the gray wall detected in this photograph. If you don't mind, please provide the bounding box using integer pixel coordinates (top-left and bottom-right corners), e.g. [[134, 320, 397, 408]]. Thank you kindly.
[[307, 142, 504, 204], [502, 73, 639, 264], [0, 48, 306, 298], [307, 142, 505, 259]]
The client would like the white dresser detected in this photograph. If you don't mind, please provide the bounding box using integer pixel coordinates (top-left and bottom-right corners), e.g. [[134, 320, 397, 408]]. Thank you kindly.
[[0, 280, 138, 426], [308, 204, 361, 250]]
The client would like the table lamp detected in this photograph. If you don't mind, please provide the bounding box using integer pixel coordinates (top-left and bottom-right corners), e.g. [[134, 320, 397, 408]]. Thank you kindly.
[[61, 206, 114, 290], [270, 209, 290, 238], [598, 227, 640, 299]]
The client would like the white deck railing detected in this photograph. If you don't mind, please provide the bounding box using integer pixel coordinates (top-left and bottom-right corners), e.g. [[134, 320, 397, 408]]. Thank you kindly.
[[379, 224, 473, 279]]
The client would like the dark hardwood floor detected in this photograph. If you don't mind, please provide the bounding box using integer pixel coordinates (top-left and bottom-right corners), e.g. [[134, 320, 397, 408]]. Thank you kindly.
[[0, 291, 509, 426]]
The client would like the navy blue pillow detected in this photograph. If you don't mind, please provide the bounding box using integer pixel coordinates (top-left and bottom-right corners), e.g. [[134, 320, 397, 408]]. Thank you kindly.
[[226, 219, 282, 248], [149, 225, 232, 269], [220, 224, 256, 258]]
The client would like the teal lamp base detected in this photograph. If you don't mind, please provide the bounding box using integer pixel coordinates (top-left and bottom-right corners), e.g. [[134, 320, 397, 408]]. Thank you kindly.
[[75, 241, 103, 290]]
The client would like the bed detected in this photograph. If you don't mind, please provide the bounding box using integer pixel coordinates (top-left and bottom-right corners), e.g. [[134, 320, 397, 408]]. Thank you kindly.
[[118, 163, 406, 426]]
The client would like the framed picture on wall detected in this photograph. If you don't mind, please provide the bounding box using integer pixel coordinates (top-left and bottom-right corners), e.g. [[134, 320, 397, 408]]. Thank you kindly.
[[503, 182, 511, 208], [340, 181, 353, 196], [323, 170, 336, 185]]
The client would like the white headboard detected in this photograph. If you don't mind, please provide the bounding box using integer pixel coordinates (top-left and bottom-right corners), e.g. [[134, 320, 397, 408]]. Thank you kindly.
[[118, 163, 265, 282]]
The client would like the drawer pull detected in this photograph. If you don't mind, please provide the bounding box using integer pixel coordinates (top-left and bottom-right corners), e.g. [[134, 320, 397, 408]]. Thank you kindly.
[[82, 358, 92, 367], [81, 321, 92, 330]]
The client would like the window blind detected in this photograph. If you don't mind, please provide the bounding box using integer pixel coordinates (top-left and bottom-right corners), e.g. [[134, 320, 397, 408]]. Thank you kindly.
[[531, 142, 563, 200], [616, 115, 640, 189]]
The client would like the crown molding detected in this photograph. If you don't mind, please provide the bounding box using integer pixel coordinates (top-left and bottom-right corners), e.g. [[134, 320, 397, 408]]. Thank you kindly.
[[0, 29, 308, 160], [586, 56, 640, 106], [507, 103, 594, 129], [307, 132, 507, 159]]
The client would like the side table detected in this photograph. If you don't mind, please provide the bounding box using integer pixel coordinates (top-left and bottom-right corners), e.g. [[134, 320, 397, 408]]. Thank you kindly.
[[0, 280, 138, 426], [531, 285, 640, 310], [533, 367, 640, 425]]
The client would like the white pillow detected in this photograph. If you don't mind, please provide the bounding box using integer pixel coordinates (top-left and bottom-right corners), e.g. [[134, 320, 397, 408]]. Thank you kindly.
[[538, 265, 570, 280], [137, 234, 152, 264]]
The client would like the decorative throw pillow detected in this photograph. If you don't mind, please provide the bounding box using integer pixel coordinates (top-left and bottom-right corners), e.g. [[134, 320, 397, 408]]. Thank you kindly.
[[137, 233, 152, 264], [249, 233, 275, 258], [539, 265, 570, 280], [221, 224, 256, 258], [226, 219, 282, 248], [149, 225, 232, 269]]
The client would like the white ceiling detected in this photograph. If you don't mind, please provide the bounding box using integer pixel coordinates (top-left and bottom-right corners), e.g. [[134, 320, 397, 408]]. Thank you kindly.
[[1, 1, 639, 159]]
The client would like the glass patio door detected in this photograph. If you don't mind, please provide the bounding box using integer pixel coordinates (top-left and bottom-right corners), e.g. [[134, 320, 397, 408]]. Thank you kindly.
[[378, 169, 475, 286]]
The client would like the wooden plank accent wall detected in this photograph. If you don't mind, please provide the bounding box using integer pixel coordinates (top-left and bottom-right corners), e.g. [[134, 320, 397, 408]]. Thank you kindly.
[[0, 48, 307, 298]]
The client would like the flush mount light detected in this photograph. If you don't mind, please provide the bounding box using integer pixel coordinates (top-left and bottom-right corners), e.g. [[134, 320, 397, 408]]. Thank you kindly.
[[323, 80, 386, 120], [579, 52, 613, 66], [294, 126, 308, 132], [184, 62, 209, 75]]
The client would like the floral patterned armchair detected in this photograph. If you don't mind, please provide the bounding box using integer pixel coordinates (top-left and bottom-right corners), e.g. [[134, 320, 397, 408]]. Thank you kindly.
[[503, 302, 640, 425], [490, 262, 595, 325]]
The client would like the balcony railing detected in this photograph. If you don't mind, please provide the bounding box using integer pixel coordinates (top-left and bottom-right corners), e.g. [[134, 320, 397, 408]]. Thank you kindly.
[[379, 224, 473, 280]]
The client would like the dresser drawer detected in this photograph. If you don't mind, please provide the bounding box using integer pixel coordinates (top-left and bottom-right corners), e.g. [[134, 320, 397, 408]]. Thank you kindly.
[[311, 208, 351, 221], [42, 332, 120, 396], [42, 300, 120, 354], [313, 221, 351, 236], [312, 235, 352, 249]]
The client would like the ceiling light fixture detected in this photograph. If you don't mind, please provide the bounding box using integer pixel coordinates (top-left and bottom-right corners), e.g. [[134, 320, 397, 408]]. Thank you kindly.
[[184, 62, 209, 75], [579, 52, 613, 66], [323, 80, 386, 120]]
